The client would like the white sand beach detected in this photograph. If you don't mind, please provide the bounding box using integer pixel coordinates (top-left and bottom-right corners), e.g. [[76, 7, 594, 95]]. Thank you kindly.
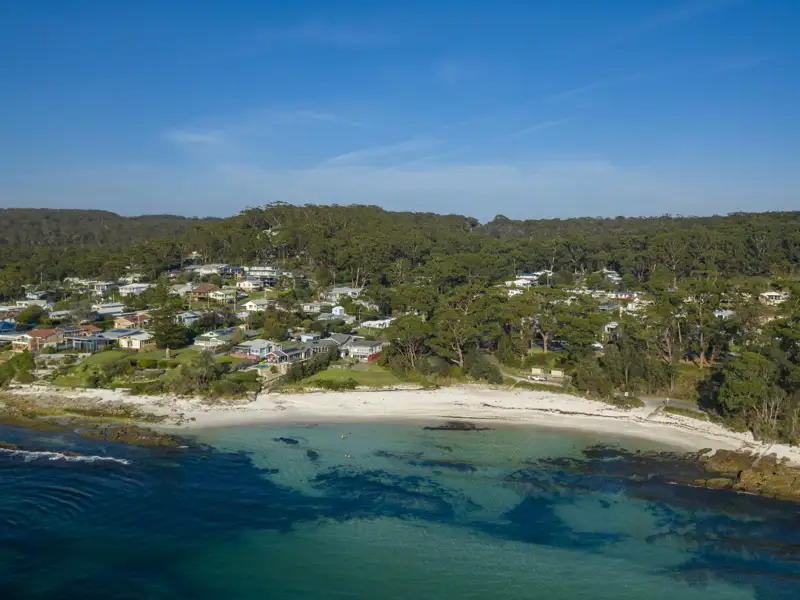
[[11, 384, 800, 464]]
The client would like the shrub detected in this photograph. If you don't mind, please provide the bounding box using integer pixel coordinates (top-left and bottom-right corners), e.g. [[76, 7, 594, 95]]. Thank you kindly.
[[464, 351, 503, 384], [315, 378, 358, 391], [15, 371, 36, 384], [137, 358, 157, 369]]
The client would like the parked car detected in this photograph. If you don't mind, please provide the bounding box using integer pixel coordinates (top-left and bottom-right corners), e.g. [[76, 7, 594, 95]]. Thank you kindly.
[[529, 375, 548, 382]]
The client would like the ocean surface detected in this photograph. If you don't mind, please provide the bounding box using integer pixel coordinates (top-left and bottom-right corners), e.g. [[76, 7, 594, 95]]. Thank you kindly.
[[1, 421, 799, 600]]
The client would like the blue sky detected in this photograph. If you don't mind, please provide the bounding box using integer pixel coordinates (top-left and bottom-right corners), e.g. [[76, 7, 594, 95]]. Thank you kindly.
[[1, 0, 798, 220]]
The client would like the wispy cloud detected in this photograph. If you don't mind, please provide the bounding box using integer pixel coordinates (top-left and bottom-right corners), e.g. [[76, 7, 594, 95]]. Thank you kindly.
[[322, 137, 440, 166], [256, 22, 391, 46], [619, 0, 743, 40], [506, 117, 576, 139], [163, 107, 360, 149], [716, 55, 768, 73], [163, 129, 223, 146]]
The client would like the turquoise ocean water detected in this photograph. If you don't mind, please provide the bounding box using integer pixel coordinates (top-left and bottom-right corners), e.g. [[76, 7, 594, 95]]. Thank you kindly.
[[1, 421, 799, 599]]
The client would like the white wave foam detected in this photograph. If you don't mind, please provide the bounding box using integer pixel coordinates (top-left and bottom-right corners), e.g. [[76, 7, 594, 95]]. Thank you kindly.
[[0, 447, 131, 465]]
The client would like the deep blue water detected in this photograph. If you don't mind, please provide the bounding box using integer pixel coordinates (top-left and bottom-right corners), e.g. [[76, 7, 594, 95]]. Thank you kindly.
[[1, 422, 799, 599]]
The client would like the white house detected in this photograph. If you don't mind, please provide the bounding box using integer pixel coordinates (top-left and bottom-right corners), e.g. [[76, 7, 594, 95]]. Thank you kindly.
[[242, 298, 273, 312], [169, 283, 194, 297], [91, 281, 118, 296], [360, 318, 395, 329], [237, 278, 263, 292], [15, 299, 52, 310], [317, 307, 356, 325], [25, 290, 48, 301], [232, 338, 280, 359], [92, 302, 126, 317], [760, 291, 790, 306], [120, 272, 144, 284], [320, 286, 362, 303], [118, 283, 153, 297], [342, 339, 383, 361], [197, 264, 228, 276], [209, 288, 237, 303], [119, 331, 155, 351], [600, 268, 623, 285], [302, 301, 323, 314]]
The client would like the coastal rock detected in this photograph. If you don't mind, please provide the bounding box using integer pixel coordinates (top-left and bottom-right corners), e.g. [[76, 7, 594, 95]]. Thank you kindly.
[[423, 421, 492, 431]]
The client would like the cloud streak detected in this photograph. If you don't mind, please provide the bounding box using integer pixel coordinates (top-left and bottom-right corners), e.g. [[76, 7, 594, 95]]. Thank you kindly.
[[321, 137, 440, 166]]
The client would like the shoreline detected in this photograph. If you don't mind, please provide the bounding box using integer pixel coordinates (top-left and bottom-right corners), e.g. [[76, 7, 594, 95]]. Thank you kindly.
[[8, 385, 800, 464]]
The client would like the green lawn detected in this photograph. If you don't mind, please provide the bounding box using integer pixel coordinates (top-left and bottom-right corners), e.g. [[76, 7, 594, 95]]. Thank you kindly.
[[80, 350, 131, 367], [304, 364, 403, 388], [133, 348, 199, 363]]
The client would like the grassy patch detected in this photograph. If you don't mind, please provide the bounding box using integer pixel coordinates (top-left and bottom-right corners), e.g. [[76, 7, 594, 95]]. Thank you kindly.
[[215, 354, 246, 366], [53, 374, 87, 388], [80, 350, 131, 367], [301, 364, 404, 389], [663, 405, 709, 421]]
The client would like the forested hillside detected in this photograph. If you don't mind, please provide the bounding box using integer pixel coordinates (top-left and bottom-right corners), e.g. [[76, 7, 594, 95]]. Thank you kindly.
[[1, 204, 799, 292], [0, 209, 214, 248]]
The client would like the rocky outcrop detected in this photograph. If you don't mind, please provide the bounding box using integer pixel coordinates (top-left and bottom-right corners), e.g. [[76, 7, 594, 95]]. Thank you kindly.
[[696, 450, 800, 501]]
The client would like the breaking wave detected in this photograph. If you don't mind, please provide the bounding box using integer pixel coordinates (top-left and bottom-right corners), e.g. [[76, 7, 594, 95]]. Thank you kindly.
[[0, 447, 131, 465]]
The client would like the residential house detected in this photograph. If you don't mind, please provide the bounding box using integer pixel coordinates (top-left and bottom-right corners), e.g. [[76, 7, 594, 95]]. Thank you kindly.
[[600, 268, 623, 285], [193, 327, 255, 351], [63, 334, 118, 352], [264, 343, 313, 366], [598, 301, 621, 313], [120, 272, 144, 284], [12, 329, 59, 353], [113, 313, 151, 329], [299, 332, 320, 342], [221, 265, 245, 278], [169, 283, 194, 297], [301, 301, 323, 314], [47, 310, 73, 322], [194, 264, 228, 276], [96, 328, 139, 342], [0, 305, 24, 319], [245, 265, 295, 279], [175, 311, 200, 327], [208, 288, 237, 303], [714, 309, 736, 320], [92, 302, 126, 317], [320, 286, 362, 303], [308, 338, 340, 354], [232, 339, 281, 360], [360, 318, 395, 329], [25, 290, 48, 301], [119, 331, 156, 351], [603, 321, 619, 337], [91, 281, 118, 296], [341, 339, 383, 362], [760, 291, 790, 306], [189, 283, 220, 302], [316, 306, 356, 325], [237, 278, 263, 292], [119, 283, 153, 297], [242, 298, 274, 313], [15, 299, 53, 310]]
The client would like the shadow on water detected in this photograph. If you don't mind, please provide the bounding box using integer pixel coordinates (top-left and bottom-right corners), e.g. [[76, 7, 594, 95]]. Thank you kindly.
[[1, 429, 799, 599]]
